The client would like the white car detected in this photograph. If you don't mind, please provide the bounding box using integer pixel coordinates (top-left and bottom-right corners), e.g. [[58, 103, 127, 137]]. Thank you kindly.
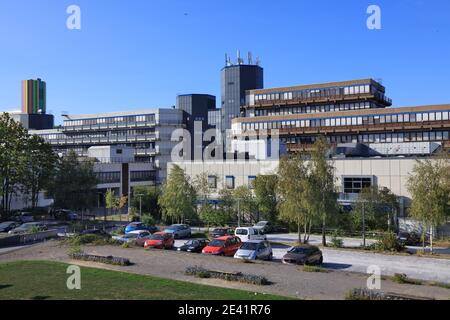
[[235, 227, 267, 242], [234, 240, 273, 260], [112, 230, 151, 243]]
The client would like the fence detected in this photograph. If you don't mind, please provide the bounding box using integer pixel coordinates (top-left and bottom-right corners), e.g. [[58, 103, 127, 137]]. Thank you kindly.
[[0, 230, 58, 248]]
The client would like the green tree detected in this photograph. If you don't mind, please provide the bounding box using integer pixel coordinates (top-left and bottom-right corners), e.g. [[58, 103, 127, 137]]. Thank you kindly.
[[309, 138, 338, 246], [158, 165, 197, 224], [131, 186, 161, 220], [407, 157, 450, 252], [277, 154, 316, 243], [253, 175, 278, 223], [217, 188, 237, 225], [193, 172, 217, 228], [233, 185, 257, 224], [48, 151, 98, 211], [352, 186, 399, 233], [22, 135, 57, 209], [0, 113, 28, 217]]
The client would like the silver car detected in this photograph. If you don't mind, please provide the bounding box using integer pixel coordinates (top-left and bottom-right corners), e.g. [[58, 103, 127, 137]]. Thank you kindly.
[[163, 224, 191, 239], [234, 240, 273, 260]]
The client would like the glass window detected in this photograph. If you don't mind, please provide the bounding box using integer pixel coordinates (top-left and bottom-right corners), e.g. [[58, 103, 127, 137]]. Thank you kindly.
[[225, 176, 235, 189], [208, 176, 217, 189]]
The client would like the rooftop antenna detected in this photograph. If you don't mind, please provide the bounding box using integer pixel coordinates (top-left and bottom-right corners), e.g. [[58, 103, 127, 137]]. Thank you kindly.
[[256, 56, 261, 66], [237, 49, 243, 65], [248, 52, 253, 65], [225, 53, 228, 67]]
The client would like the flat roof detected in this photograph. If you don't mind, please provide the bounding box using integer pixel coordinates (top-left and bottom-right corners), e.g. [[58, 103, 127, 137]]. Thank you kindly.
[[64, 107, 180, 120]]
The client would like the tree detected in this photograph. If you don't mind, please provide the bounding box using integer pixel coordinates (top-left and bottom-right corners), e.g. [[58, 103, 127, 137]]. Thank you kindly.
[[277, 154, 316, 243], [233, 185, 257, 225], [22, 135, 57, 209], [158, 165, 197, 224], [193, 172, 217, 228], [48, 151, 98, 211], [407, 156, 450, 253], [130, 186, 161, 220], [217, 188, 237, 225], [309, 138, 338, 246], [352, 186, 399, 233], [0, 113, 28, 217], [253, 175, 278, 223]]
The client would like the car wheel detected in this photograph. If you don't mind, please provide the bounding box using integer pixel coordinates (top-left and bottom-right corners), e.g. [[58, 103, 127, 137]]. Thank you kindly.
[[318, 256, 323, 265], [268, 253, 273, 261]]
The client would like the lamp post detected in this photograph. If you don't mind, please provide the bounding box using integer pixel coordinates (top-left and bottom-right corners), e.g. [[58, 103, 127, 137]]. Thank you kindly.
[[136, 193, 144, 220]]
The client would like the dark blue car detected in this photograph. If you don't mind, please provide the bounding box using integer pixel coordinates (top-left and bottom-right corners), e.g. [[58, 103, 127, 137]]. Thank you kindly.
[[125, 222, 158, 234]]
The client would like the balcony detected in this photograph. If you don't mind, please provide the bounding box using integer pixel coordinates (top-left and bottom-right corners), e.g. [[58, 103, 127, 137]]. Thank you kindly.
[[245, 92, 392, 109]]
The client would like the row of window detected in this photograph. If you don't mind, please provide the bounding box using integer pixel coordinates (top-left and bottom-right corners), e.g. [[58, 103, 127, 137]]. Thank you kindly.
[[280, 130, 450, 144], [40, 129, 156, 141], [242, 110, 450, 131], [130, 171, 156, 182], [343, 177, 372, 194], [252, 84, 376, 104], [96, 171, 156, 184], [208, 175, 256, 190], [252, 102, 375, 117], [65, 114, 156, 127]]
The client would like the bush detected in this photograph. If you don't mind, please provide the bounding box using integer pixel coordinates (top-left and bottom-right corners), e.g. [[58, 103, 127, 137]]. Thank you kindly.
[[185, 266, 270, 286], [141, 215, 156, 226], [392, 273, 422, 285], [370, 232, 405, 252], [112, 226, 125, 235], [64, 234, 116, 246], [69, 253, 131, 266], [330, 231, 344, 248]]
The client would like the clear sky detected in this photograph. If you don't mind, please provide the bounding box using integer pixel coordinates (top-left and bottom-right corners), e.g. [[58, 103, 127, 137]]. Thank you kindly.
[[1, 0, 449, 124]]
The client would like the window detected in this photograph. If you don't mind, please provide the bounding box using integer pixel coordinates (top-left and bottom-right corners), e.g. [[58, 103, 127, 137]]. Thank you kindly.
[[248, 176, 256, 189], [225, 176, 235, 189], [208, 176, 217, 189], [343, 177, 373, 194]]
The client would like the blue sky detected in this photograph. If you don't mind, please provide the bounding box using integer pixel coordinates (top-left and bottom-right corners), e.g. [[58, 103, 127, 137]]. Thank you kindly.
[[1, 0, 449, 124]]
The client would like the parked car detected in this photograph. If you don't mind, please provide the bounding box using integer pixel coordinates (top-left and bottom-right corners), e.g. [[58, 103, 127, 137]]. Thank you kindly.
[[397, 231, 422, 246], [202, 236, 242, 256], [0, 221, 20, 233], [113, 230, 152, 244], [177, 239, 209, 253], [8, 222, 47, 235], [234, 240, 273, 261], [163, 224, 191, 239], [282, 245, 323, 265], [54, 209, 78, 221], [125, 222, 159, 234], [144, 232, 174, 249], [14, 212, 34, 223], [210, 228, 234, 238], [252, 221, 274, 234], [235, 227, 267, 242]]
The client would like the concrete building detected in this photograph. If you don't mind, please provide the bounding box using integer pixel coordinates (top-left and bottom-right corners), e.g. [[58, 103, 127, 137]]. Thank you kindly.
[[30, 108, 185, 183], [221, 51, 264, 133], [169, 157, 425, 216]]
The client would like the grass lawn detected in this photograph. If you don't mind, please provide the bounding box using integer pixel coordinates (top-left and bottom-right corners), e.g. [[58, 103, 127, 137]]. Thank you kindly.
[[0, 260, 290, 300]]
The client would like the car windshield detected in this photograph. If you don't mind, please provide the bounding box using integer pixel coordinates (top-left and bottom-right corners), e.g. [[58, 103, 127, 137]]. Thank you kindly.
[[240, 242, 258, 250], [235, 229, 248, 235], [150, 234, 164, 240], [208, 240, 225, 247], [213, 229, 225, 234], [0, 222, 12, 228], [289, 247, 312, 254], [256, 222, 267, 226]]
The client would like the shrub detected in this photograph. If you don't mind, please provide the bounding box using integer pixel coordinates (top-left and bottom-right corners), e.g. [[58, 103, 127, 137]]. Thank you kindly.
[[27, 226, 46, 234], [392, 273, 422, 285], [64, 234, 114, 246], [69, 253, 131, 266], [370, 232, 405, 252], [112, 226, 125, 235], [185, 266, 270, 286], [122, 242, 131, 249], [141, 215, 156, 226], [330, 231, 344, 248]]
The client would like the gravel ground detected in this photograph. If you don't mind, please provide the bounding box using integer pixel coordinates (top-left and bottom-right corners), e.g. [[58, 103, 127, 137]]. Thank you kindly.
[[1, 240, 449, 300]]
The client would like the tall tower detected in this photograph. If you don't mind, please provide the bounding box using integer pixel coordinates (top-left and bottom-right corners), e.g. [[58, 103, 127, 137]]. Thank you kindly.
[[22, 78, 46, 114], [221, 52, 263, 133]]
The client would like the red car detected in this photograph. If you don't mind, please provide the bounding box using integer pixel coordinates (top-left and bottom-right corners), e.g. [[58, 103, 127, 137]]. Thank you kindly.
[[202, 236, 242, 257], [144, 232, 174, 249]]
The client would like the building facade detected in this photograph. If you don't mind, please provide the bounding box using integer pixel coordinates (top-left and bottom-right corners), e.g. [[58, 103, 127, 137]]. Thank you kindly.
[[22, 78, 46, 114], [30, 108, 185, 183], [232, 79, 450, 154], [221, 58, 264, 132]]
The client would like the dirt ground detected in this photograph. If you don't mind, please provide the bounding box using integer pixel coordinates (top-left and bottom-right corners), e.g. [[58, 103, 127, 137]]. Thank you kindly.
[[1, 240, 449, 300]]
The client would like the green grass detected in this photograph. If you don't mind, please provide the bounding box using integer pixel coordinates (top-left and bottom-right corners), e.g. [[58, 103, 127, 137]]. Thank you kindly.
[[302, 265, 329, 273], [0, 260, 289, 300]]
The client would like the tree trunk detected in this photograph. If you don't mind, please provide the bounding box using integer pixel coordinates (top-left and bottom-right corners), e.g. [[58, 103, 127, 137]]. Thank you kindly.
[[322, 213, 327, 246], [430, 225, 434, 255], [297, 221, 301, 244]]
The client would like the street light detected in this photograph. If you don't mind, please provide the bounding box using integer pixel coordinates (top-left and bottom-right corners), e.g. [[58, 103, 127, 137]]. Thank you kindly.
[[136, 193, 144, 219]]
